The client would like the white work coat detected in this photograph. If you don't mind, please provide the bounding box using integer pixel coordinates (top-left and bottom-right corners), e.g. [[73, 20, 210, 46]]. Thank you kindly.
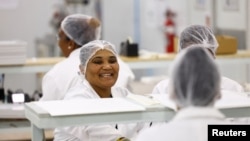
[[136, 107, 230, 141], [40, 48, 135, 101], [152, 76, 244, 94], [53, 79, 149, 141], [41, 49, 82, 101]]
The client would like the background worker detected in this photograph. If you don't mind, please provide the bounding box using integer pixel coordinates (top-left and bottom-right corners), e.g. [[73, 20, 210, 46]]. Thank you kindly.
[[152, 24, 243, 95], [41, 14, 135, 101], [136, 46, 234, 141], [54, 40, 149, 141]]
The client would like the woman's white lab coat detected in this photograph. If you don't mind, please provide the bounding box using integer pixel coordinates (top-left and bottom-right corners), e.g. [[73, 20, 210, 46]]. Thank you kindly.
[[41, 48, 135, 101], [152, 76, 244, 94], [41, 49, 82, 101], [53, 79, 149, 141], [136, 107, 230, 141]]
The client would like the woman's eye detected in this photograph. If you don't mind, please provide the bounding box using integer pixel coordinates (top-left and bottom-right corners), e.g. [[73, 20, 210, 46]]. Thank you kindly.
[[93, 60, 103, 64], [109, 59, 117, 64]]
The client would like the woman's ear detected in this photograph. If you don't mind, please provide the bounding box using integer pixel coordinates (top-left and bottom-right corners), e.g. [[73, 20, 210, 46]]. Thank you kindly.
[[68, 40, 78, 50], [79, 64, 85, 75]]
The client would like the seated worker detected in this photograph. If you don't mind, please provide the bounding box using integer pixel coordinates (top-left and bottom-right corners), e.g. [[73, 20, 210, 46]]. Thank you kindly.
[[53, 40, 149, 141], [41, 14, 135, 101], [152, 25, 243, 94], [136, 46, 234, 141]]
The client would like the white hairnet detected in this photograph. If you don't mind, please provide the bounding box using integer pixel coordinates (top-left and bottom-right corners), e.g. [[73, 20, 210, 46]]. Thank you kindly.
[[79, 40, 117, 74], [179, 25, 218, 56], [61, 14, 101, 46], [169, 46, 221, 108]]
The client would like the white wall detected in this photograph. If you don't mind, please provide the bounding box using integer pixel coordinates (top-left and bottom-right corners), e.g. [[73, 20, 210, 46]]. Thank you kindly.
[[216, 0, 248, 83], [248, 0, 250, 50], [102, 0, 188, 53], [0, 0, 56, 57], [139, 0, 165, 52], [0, 0, 57, 95], [216, 0, 247, 30], [247, 0, 250, 82], [139, 0, 187, 52], [0, 0, 249, 94], [102, 0, 134, 53], [188, 0, 214, 27]]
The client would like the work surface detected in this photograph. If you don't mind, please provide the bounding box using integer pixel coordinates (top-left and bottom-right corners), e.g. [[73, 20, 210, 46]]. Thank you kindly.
[[25, 91, 250, 129], [0, 91, 247, 141], [25, 91, 250, 141], [1, 50, 250, 73]]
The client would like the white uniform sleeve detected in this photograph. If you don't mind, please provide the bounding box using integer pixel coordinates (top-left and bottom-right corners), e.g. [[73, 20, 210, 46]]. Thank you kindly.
[[54, 86, 128, 141], [54, 126, 81, 141], [86, 125, 123, 141], [152, 84, 161, 94], [152, 79, 169, 95], [221, 77, 244, 93], [40, 74, 60, 101], [54, 125, 123, 141], [134, 122, 152, 140], [116, 58, 135, 90], [134, 128, 155, 141]]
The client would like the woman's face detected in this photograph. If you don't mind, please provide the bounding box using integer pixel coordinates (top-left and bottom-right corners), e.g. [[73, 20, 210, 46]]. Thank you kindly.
[[57, 28, 72, 57], [85, 49, 119, 89]]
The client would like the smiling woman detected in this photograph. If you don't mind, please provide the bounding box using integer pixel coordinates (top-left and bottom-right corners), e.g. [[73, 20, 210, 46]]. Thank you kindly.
[[79, 40, 120, 98], [86, 50, 119, 91], [53, 40, 151, 141]]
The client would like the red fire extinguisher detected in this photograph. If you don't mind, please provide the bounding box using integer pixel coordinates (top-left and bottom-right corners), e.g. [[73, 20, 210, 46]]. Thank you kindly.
[[164, 9, 176, 53]]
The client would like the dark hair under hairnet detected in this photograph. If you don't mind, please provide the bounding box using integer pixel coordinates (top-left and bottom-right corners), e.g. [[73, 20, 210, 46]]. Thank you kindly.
[[169, 46, 221, 108], [61, 14, 101, 46], [79, 40, 117, 74], [179, 25, 218, 56]]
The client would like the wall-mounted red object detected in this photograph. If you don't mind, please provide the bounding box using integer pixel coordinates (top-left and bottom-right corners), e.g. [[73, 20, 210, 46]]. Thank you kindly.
[[164, 9, 176, 53]]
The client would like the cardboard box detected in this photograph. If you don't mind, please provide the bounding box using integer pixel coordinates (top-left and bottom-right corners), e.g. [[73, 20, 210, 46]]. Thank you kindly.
[[173, 35, 237, 54], [173, 36, 179, 53], [215, 35, 237, 54]]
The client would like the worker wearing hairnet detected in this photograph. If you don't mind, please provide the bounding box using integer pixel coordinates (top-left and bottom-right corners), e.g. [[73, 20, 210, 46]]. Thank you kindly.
[[136, 46, 233, 141], [41, 14, 135, 101], [54, 40, 149, 141], [152, 25, 243, 95]]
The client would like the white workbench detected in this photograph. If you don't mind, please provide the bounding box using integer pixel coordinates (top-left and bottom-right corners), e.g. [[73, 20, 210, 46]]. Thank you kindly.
[[24, 98, 172, 141], [0, 104, 25, 119], [25, 92, 250, 141]]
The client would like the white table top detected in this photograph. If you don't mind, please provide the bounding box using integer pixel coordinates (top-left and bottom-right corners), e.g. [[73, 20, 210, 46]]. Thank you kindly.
[[0, 103, 25, 119], [25, 92, 250, 129], [24, 97, 172, 129], [23, 93, 250, 141]]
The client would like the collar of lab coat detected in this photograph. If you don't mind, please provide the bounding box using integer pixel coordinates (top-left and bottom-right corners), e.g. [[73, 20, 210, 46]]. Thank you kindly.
[[82, 79, 101, 98], [172, 107, 225, 121], [69, 48, 81, 58], [82, 79, 126, 98]]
